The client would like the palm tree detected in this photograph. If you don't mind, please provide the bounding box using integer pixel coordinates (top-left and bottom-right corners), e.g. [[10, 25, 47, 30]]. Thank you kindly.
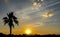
[[3, 12, 18, 35]]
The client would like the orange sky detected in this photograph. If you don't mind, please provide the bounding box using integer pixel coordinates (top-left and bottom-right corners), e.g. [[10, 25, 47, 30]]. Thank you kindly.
[[0, 0, 60, 35]]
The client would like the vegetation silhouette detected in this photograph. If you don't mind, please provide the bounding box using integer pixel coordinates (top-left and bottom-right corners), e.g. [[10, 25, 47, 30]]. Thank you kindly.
[[3, 12, 19, 35], [0, 33, 60, 37]]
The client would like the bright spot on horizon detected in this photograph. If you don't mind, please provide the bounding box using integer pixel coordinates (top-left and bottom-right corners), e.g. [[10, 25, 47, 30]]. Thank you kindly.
[[25, 29, 31, 35]]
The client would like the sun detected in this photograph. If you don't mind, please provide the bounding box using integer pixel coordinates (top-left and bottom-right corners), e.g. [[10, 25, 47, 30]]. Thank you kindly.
[[25, 29, 31, 35]]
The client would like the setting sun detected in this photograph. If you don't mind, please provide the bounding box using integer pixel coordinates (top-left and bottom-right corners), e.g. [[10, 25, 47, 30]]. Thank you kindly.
[[25, 29, 31, 35]]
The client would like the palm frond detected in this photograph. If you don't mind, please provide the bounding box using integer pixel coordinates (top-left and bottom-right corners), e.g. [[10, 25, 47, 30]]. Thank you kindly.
[[3, 17, 8, 19], [7, 12, 14, 18], [13, 16, 17, 19], [14, 19, 18, 25], [3, 17, 9, 25]]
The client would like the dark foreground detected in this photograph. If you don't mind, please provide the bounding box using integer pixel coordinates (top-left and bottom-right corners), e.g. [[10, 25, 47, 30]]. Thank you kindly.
[[0, 33, 60, 37]]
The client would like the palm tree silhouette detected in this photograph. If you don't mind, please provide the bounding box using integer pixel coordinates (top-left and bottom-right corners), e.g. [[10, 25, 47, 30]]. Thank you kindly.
[[3, 12, 18, 35]]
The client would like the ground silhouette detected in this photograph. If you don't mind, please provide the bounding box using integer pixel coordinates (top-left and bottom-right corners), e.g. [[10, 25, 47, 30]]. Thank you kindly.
[[0, 33, 60, 37]]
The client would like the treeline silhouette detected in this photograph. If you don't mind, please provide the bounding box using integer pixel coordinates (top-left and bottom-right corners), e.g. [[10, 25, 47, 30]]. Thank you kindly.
[[0, 33, 60, 37]]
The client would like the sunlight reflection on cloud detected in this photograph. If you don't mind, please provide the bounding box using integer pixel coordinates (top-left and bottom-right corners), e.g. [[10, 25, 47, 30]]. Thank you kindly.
[[42, 11, 54, 18], [32, 0, 44, 9]]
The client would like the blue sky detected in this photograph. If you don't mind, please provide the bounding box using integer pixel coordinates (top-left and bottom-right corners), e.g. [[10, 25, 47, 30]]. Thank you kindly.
[[0, 0, 60, 34]]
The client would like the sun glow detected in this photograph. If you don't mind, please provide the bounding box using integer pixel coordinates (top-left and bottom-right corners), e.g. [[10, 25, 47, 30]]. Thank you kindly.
[[25, 29, 31, 35]]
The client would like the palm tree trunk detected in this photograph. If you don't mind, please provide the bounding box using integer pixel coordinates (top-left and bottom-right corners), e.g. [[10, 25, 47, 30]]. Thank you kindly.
[[10, 26, 12, 35]]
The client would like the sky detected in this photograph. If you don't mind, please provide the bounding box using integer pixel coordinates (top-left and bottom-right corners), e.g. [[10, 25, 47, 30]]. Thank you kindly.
[[0, 0, 60, 35]]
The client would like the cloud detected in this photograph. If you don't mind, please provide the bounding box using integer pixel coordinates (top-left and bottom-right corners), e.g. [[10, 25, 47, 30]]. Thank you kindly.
[[32, 0, 44, 9], [42, 11, 54, 18], [20, 14, 31, 21], [34, 22, 44, 27], [4, 0, 9, 3], [15, 6, 41, 21], [24, 22, 44, 28], [46, 1, 60, 8], [41, 0, 44, 2], [32, 2, 41, 9]]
